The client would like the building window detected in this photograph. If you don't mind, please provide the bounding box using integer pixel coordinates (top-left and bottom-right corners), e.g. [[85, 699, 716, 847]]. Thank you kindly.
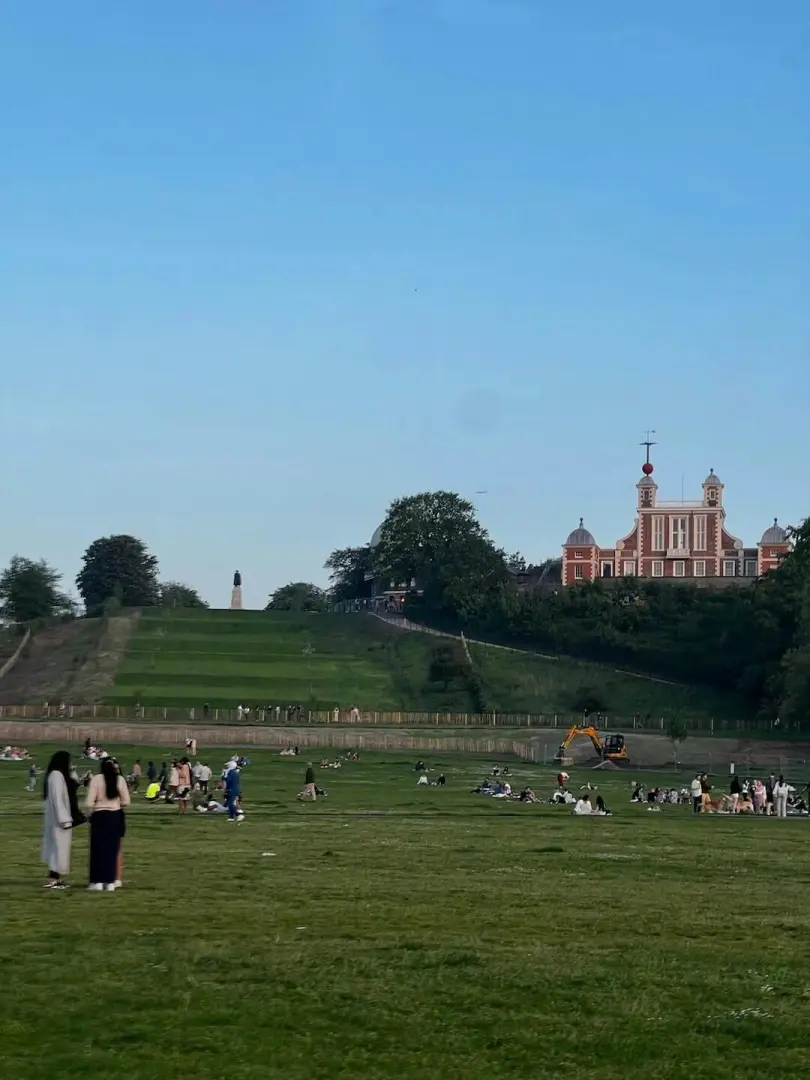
[[770, 549, 779, 558], [575, 551, 584, 559], [670, 517, 687, 551], [694, 515, 707, 551], [723, 560, 736, 577], [674, 561, 685, 577], [694, 560, 706, 577], [652, 560, 664, 578], [601, 563, 613, 578], [574, 565, 584, 580], [623, 560, 636, 576], [745, 559, 757, 577], [653, 516, 665, 551]]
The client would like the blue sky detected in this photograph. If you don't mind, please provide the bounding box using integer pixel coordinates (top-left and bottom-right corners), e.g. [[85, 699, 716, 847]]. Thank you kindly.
[[2, 0, 808, 608]]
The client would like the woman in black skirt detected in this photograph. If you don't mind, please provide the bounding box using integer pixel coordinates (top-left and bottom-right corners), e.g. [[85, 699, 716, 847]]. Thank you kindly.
[[85, 758, 131, 891]]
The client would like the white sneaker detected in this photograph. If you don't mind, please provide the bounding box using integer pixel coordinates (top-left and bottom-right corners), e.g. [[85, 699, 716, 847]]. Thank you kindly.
[[104, 883, 118, 892], [114, 880, 123, 888], [87, 883, 103, 891]]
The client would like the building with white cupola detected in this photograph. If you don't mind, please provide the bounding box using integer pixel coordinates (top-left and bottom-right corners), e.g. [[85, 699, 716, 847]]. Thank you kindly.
[[561, 447, 791, 588]]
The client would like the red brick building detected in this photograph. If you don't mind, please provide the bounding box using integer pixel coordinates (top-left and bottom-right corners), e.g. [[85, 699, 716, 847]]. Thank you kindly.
[[561, 464, 790, 588]]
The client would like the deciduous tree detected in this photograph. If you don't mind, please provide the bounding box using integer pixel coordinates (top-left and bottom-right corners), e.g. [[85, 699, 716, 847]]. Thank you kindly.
[[267, 582, 329, 612], [0, 556, 73, 623], [76, 535, 159, 615], [373, 492, 508, 614], [324, 546, 373, 603], [159, 582, 208, 609]]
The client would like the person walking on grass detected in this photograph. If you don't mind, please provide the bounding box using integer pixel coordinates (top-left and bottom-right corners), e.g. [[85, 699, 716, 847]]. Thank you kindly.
[[304, 762, 317, 801], [86, 758, 130, 891], [774, 775, 790, 819], [28, 761, 37, 792], [42, 751, 84, 890], [225, 763, 242, 821]]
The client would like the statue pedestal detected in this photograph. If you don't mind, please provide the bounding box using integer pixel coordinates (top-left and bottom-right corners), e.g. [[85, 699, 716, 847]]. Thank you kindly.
[[230, 586, 243, 610]]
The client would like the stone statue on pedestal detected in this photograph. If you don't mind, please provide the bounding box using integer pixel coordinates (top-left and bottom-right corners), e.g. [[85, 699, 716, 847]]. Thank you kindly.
[[230, 570, 243, 610]]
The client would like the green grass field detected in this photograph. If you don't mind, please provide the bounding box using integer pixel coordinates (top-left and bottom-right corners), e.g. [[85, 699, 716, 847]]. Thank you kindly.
[[104, 608, 744, 721], [3, 743, 809, 1079]]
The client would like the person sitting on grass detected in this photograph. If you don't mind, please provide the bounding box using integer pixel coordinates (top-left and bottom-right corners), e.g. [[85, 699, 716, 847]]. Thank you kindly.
[[550, 789, 575, 805], [595, 795, 611, 816], [573, 793, 593, 815], [519, 788, 537, 803], [736, 792, 755, 813]]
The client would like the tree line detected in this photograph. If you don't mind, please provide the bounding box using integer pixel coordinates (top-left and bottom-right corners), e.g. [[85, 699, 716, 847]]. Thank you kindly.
[[317, 491, 810, 724], [0, 535, 207, 625]]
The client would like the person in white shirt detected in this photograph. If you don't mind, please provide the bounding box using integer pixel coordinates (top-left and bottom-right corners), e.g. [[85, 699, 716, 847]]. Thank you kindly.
[[574, 794, 593, 815], [773, 775, 790, 819], [690, 774, 703, 814]]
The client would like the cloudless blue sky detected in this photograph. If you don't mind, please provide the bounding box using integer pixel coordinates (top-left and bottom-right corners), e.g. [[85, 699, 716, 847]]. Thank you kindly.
[[2, 0, 808, 607]]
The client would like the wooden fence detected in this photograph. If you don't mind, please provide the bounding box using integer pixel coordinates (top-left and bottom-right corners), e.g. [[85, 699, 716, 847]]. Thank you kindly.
[[0, 702, 794, 736]]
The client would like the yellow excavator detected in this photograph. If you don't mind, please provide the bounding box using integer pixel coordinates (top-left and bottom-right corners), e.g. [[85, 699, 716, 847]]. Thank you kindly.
[[553, 725, 629, 764]]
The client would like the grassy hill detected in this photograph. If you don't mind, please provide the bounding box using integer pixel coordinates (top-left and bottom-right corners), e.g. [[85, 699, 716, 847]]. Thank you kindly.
[[100, 608, 746, 720]]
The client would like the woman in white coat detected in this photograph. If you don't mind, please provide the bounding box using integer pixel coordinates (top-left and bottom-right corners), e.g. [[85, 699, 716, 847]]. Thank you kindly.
[[42, 750, 81, 889], [773, 775, 790, 819]]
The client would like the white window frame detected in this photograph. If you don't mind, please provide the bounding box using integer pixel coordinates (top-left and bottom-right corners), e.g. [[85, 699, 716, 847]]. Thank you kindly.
[[622, 560, 636, 576], [770, 549, 779, 558], [601, 562, 613, 577], [652, 516, 665, 551], [651, 560, 664, 578], [723, 560, 736, 577], [574, 551, 582, 559], [745, 560, 757, 577], [673, 561, 685, 578], [694, 515, 707, 551], [670, 517, 687, 551], [694, 560, 706, 577], [574, 565, 584, 580]]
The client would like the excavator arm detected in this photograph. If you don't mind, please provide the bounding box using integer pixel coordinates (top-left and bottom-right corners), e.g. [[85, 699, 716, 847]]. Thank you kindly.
[[559, 725, 604, 753]]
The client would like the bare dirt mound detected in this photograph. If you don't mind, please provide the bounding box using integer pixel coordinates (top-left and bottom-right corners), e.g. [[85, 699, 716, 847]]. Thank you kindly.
[[0, 621, 104, 705]]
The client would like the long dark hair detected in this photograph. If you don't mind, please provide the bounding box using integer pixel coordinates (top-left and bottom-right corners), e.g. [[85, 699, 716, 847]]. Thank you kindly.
[[43, 750, 72, 799], [101, 758, 119, 800], [44, 749, 83, 825]]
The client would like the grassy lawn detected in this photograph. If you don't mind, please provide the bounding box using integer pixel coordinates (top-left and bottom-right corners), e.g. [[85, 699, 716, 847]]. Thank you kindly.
[[2, 745, 809, 1079], [102, 609, 741, 722]]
